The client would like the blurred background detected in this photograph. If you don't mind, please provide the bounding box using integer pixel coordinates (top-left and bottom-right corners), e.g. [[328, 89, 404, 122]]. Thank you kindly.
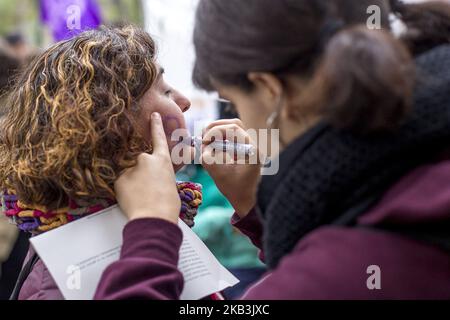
[[0, 0, 143, 44], [0, 0, 264, 300]]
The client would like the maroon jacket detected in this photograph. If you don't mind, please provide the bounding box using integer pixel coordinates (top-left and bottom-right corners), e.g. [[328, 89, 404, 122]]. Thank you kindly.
[[94, 158, 450, 300]]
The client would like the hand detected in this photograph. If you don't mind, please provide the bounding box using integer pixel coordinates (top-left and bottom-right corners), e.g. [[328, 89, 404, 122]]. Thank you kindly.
[[201, 119, 261, 218], [114, 113, 181, 224]]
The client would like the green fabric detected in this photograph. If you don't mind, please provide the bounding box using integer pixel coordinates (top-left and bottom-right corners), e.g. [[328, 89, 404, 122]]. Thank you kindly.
[[193, 206, 264, 268], [177, 165, 264, 269]]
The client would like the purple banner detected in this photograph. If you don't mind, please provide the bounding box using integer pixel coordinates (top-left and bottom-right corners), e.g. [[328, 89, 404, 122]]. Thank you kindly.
[[40, 0, 102, 41]]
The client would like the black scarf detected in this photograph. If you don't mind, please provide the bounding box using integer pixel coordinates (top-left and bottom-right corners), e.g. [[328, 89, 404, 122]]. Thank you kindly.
[[257, 44, 450, 269]]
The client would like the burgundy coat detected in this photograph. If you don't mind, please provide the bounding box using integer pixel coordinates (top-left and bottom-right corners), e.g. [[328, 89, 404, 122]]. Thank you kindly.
[[94, 158, 450, 300], [19, 158, 450, 299]]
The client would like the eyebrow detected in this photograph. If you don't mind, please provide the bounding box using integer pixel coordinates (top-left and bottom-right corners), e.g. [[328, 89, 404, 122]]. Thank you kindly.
[[157, 67, 165, 80]]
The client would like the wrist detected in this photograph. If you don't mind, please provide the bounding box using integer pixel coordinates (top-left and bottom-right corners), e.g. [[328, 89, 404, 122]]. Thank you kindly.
[[128, 209, 179, 225], [232, 199, 256, 219]]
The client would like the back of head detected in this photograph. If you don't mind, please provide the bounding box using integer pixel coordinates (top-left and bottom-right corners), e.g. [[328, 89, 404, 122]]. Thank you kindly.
[[0, 25, 158, 209], [390, 0, 450, 55], [193, 0, 392, 90]]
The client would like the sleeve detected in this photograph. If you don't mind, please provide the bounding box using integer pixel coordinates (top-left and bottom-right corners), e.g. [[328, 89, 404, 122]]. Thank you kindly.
[[94, 218, 184, 300], [231, 208, 265, 262]]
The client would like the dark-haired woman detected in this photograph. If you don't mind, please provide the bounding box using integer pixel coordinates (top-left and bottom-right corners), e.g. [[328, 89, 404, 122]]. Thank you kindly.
[[95, 0, 450, 299]]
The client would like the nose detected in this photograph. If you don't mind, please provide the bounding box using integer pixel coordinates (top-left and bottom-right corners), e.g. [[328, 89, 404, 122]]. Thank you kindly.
[[174, 91, 191, 113]]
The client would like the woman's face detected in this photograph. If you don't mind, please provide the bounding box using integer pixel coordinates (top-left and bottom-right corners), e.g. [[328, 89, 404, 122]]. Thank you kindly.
[[214, 75, 319, 151], [138, 66, 192, 170], [214, 82, 275, 132]]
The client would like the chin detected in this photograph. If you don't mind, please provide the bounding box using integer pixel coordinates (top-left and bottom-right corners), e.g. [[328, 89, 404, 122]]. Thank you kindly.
[[170, 144, 194, 173]]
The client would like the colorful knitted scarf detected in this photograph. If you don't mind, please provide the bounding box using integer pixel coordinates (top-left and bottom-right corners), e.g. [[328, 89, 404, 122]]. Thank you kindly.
[[177, 182, 203, 227], [1, 182, 202, 235]]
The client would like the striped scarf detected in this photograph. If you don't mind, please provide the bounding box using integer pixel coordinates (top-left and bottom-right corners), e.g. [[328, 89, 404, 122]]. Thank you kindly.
[[1, 182, 202, 235]]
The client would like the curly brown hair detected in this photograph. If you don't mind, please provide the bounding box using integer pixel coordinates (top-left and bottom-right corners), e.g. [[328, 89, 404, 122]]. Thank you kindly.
[[0, 25, 158, 210]]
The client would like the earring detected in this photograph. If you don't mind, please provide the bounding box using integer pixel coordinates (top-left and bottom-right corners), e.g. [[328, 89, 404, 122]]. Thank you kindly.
[[266, 110, 279, 129], [266, 96, 284, 129], [266, 96, 289, 149]]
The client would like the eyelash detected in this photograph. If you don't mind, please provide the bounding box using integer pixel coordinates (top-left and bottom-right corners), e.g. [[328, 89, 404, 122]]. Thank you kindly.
[[164, 89, 173, 96]]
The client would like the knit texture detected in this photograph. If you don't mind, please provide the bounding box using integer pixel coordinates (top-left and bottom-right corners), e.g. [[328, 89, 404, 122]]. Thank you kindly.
[[257, 44, 450, 269], [1, 182, 202, 235], [178, 182, 203, 227]]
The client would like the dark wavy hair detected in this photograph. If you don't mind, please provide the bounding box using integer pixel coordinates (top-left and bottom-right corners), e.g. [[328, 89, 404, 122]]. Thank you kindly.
[[193, 0, 450, 133], [0, 25, 158, 209]]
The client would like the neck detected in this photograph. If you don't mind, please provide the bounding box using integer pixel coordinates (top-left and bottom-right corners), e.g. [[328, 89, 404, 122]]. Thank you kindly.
[[278, 76, 321, 150], [279, 114, 320, 151]]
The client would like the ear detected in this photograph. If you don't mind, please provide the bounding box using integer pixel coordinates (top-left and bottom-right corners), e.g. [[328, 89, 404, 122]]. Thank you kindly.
[[248, 72, 284, 106]]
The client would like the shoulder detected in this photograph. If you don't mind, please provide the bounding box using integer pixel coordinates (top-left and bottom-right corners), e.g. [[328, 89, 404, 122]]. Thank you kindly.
[[243, 227, 450, 300], [19, 256, 63, 300]]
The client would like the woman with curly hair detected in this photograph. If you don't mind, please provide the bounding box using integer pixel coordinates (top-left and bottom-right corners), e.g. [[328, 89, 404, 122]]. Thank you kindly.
[[0, 25, 193, 300]]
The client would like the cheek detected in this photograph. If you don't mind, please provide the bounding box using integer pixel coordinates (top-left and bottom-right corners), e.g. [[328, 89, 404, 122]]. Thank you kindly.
[[162, 112, 186, 137], [218, 86, 269, 130], [234, 98, 269, 131], [163, 113, 189, 152], [140, 95, 188, 150]]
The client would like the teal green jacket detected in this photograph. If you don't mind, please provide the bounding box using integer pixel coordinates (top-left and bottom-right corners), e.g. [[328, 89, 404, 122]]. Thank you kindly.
[[178, 166, 264, 269]]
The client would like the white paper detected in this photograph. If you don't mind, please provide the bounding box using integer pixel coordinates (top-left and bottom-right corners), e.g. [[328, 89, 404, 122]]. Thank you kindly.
[[30, 205, 239, 300]]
